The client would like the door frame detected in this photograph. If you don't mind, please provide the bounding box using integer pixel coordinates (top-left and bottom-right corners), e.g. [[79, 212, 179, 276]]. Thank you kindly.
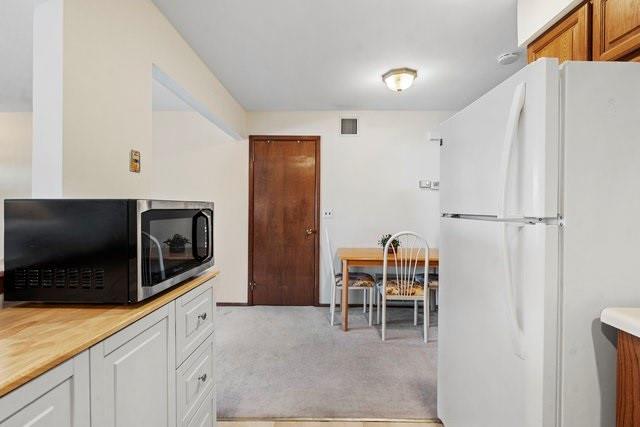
[[248, 135, 321, 306]]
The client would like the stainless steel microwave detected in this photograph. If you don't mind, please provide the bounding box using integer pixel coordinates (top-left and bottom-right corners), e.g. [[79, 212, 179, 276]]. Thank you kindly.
[[3, 199, 214, 304]]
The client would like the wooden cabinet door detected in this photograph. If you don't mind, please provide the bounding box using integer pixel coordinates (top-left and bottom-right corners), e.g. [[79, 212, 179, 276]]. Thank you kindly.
[[528, 3, 591, 63], [90, 303, 176, 427], [593, 0, 640, 60], [0, 352, 90, 427]]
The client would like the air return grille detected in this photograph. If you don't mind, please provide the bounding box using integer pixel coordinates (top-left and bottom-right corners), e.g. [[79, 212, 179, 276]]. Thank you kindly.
[[340, 118, 358, 135]]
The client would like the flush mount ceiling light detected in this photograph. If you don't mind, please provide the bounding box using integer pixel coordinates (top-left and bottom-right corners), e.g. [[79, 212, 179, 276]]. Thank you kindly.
[[382, 68, 417, 92], [497, 51, 520, 65]]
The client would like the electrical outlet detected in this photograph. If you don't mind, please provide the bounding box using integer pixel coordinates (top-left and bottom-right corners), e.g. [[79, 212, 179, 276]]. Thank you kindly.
[[323, 209, 334, 219], [419, 180, 440, 190]]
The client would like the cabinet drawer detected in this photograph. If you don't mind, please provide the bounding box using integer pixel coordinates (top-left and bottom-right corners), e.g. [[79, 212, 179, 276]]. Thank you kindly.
[[176, 280, 215, 366], [187, 390, 216, 427], [177, 334, 215, 426]]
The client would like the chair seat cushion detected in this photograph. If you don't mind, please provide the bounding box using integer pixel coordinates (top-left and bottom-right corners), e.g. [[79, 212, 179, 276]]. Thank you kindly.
[[381, 280, 425, 296], [335, 272, 374, 288], [377, 279, 438, 296]]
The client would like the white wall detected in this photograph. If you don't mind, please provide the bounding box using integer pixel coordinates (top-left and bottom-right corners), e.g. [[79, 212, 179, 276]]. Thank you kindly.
[[152, 112, 248, 303], [517, 0, 583, 46], [248, 111, 453, 304], [33, 0, 247, 198], [0, 113, 32, 263]]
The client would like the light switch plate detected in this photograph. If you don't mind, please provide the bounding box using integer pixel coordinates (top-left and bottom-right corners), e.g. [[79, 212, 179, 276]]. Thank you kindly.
[[419, 180, 439, 190], [130, 150, 141, 173], [323, 209, 334, 219]]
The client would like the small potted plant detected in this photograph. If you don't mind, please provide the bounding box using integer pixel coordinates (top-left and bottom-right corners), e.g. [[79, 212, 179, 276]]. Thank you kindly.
[[164, 234, 191, 253], [378, 234, 400, 253]]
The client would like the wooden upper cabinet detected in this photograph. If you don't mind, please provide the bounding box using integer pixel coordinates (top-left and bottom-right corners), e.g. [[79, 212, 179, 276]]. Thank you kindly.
[[528, 3, 591, 63], [593, 0, 640, 60]]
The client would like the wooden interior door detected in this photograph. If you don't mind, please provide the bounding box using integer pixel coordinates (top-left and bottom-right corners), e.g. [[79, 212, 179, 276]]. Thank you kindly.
[[249, 136, 320, 305], [527, 2, 591, 63]]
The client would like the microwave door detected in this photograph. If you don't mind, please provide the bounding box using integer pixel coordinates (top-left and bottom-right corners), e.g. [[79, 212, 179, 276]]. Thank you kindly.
[[142, 231, 166, 280]]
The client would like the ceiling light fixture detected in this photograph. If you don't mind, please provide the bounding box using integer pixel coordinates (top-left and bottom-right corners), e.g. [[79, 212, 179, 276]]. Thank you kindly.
[[497, 51, 520, 65], [382, 68, 417, 92]]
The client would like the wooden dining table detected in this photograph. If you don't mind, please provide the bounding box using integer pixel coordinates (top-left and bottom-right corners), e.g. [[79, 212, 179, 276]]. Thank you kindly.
[[336, 247, 439, 331]]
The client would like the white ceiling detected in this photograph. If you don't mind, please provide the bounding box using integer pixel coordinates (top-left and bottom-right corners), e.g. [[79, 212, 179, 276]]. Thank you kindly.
[[152, 0, 526, 111], [0, 0, 526, 113]]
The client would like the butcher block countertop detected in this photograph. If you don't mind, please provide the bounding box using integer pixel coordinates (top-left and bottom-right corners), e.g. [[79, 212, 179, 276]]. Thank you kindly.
[[0, 269, 219, 398]]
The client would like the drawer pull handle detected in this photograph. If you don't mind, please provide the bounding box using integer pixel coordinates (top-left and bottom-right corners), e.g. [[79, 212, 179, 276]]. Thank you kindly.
[[198, 373, 208, 383], [198, 312, 207, 321]]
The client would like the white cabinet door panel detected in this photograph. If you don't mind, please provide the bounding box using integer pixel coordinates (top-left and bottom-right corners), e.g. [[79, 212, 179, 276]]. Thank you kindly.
[[177, 335, 215, 426], [176, 280, 215, 367], [91, 303, 176, 427], [187, 390, 215, 427], [0, 352, 89, 427]]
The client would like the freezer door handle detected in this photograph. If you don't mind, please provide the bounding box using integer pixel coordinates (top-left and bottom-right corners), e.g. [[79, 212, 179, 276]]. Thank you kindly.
[[502, 222, 526, 359], [497, 82, 526, 219]]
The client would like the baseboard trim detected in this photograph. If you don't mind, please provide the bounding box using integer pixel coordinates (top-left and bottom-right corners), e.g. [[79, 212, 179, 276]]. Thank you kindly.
[[218, 417, 442, 423], [217, 302, 249, 306]]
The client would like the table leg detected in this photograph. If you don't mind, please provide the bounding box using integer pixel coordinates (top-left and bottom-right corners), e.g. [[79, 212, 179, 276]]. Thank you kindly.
[[342, 259, 349, 331]]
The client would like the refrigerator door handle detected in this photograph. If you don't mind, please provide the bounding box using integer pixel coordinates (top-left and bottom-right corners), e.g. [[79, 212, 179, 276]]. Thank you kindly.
[[497, 82, 526, 219], [502, 222, 526, 359]]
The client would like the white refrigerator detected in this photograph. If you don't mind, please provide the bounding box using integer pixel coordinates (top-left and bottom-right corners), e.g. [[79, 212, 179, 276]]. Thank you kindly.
[[437, 59, 640, 427]]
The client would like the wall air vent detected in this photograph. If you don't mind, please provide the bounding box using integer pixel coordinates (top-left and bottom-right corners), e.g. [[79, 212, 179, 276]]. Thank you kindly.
[[340, 117, 358, 136]]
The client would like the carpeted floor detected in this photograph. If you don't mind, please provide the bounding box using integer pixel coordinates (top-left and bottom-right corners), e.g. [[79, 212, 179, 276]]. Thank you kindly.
[[216, 305, 438, 419]]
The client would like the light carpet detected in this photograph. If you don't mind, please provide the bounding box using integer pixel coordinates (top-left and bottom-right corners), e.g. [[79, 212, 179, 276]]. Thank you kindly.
[[216, 306, 438, 419]]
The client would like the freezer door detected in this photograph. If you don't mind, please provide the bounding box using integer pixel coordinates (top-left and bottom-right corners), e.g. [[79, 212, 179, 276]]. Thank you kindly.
[[439, 58, 559, 218], [438, 217, 559, 427]]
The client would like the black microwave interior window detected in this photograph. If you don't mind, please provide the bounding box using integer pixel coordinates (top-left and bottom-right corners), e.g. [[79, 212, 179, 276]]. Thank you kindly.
[[141, 208, 212, 287]]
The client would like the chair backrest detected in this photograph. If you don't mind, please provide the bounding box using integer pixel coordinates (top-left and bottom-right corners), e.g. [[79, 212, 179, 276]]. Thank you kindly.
[[382, 231, 430, 297], [323, 227, 337, 280]]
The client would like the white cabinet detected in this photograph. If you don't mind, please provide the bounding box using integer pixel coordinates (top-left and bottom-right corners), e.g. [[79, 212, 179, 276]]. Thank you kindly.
[[90, 303, 176, 427], [0, 278, 217, 427], [177, 334, 215, 426], [175, 281, 215, 367], [0, 352, 90, 427], [188, 391, 216, 427]]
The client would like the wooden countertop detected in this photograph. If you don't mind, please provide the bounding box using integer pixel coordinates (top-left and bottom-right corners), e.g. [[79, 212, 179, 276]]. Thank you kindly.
[[0, 269, 219, 398], [601, 307, 640, 338]]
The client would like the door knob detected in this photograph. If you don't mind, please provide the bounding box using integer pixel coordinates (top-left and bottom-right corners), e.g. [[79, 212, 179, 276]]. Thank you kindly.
[[305, 228, 317, 236]]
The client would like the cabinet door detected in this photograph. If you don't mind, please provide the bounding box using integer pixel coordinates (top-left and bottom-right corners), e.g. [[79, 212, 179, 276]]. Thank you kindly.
[[0, 352, 90, 427], [528, 3, 591, 63], [91, 303, 176, 427], [593, 0, 640, 60]]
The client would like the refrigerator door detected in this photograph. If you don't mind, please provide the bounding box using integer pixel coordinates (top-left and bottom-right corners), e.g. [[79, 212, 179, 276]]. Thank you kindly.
[[438, 217, 559, 427], [558, 61, 640, 427], [439, 58, 559, 219]]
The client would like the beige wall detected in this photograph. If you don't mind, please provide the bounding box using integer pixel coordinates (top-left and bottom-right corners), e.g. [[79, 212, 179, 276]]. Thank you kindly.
[[0, 113, 32, 264], [33, 0, 247, 198], [152, 112, 248, 303], [248, 111, 453, 304]]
